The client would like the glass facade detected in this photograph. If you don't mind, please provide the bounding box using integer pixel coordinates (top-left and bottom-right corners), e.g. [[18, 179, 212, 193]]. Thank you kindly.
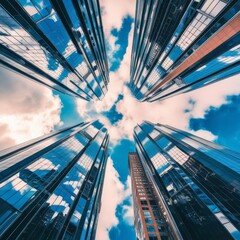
[[133, 121, 240, 240], [0, 121, 109, 240], [130, 0, 240, 102], [0, 0, 109, 100]]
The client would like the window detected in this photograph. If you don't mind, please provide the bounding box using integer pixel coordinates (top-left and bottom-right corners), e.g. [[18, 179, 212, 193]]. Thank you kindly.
[[160, 237, 169, 240], [150, 200, 157, 205], [155, 218, 164, 225], [145, 217, 153, 224], [143, 211, 151, 217], [158, 225, 166, 232], [149, 237, 158, 240], [153, 211, 160, 217], [147, 225, 155, 232], [141, 200, 147, 205]]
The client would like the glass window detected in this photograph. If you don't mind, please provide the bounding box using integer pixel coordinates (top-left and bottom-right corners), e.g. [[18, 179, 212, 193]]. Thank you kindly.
[[149, 235, 158, 240], [145, 217, 153, 224], [141, 200, 148, 205], [149, 200, 157, 205], [147, 225, 155, 232], [153, 211, 160, 217], [143, 211, 151, 217]]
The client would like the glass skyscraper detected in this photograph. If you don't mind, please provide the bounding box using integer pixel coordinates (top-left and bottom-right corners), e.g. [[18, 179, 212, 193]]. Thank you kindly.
[[130, 0, 240, 102], [0, 0, 109, 101], [133, 121, 240, 239], [0, 121, 109, 239]]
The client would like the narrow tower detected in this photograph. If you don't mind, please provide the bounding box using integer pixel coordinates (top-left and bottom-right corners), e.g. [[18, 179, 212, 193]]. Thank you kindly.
[[129, 152, 180, 240]]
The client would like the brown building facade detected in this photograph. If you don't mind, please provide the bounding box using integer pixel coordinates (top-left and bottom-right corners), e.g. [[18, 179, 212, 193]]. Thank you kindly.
[[129, 152, 175, 240]]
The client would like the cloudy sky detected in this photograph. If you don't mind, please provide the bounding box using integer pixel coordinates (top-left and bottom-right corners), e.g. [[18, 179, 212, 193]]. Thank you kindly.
[[0, 0, 240, 239]]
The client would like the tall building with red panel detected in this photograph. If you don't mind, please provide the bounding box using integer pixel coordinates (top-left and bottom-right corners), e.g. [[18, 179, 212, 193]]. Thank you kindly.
[[129, 152, 180, 240], [130, 0, 240, 102]]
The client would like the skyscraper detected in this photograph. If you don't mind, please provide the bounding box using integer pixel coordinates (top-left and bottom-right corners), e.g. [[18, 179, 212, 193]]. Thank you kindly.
[[129, 152, 179, 240], [0, 121, 109, 240], [130, 0, 240, 102], [133, 121, 240, 239], [0, 0, 109, 101]]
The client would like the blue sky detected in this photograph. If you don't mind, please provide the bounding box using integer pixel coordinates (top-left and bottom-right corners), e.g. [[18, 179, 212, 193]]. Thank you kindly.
[[109, 16, 133, 72], [0, 1, 240, 240], [189, 94, 240, 152]]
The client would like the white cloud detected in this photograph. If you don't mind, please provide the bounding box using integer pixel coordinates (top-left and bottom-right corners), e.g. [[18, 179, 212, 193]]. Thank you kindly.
[[100, 0, 135, 68], [121, 175, 134, 226], [0, 66, 62, 150], [122, 204, 134, 226], [106, 34, 121, 66], [183, 75, 240, 119], [96, 158, 132, 240], [111, 74, 240, 143], [100, 0, 135, 32]]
